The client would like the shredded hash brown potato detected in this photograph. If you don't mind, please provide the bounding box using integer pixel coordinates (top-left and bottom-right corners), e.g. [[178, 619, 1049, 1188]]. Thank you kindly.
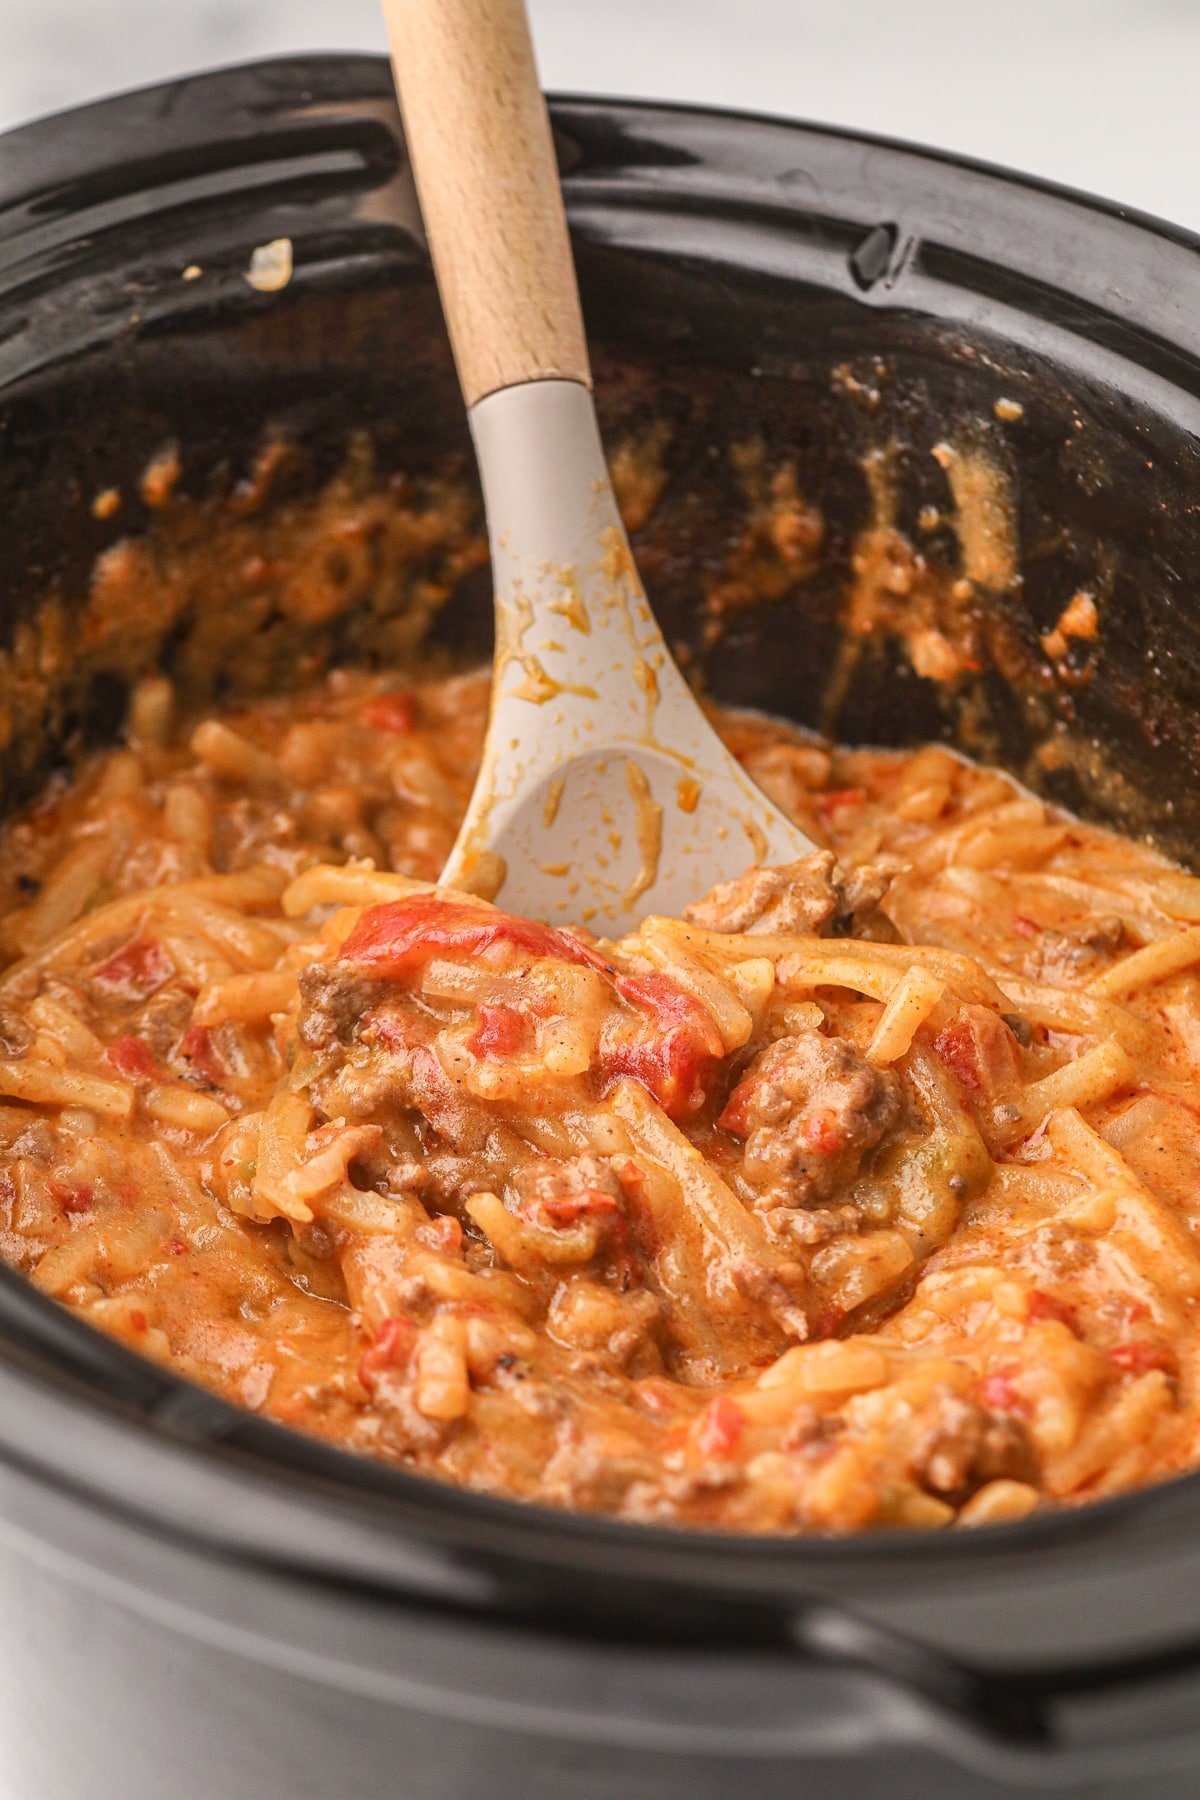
[[2, 665, 1200, 1533]]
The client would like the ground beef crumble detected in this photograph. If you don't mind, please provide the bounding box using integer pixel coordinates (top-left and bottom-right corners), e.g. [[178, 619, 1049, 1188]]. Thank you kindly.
[[908, 1392, 1038, 1502], [683, 849, 897, 938], [721, 1028, 901, 1208]]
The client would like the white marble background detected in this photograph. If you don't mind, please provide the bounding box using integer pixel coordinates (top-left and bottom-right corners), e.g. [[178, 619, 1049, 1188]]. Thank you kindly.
[[0, 0, 1196, 229]]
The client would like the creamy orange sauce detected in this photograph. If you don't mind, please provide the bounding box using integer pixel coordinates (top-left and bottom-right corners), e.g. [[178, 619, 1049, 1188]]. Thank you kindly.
[[0, 667, 1198, 1534]]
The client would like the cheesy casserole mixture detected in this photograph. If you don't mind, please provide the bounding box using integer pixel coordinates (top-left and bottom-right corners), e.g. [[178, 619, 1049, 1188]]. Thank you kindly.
[[1, 667, 1197, 1533]]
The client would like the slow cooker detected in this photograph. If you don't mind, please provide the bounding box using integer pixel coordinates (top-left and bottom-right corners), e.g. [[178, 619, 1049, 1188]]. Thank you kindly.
[[0, 54, 1199, 1799]]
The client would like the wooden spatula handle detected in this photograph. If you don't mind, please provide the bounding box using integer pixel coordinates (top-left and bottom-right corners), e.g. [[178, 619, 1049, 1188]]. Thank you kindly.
[[383, 0, 591, 408]]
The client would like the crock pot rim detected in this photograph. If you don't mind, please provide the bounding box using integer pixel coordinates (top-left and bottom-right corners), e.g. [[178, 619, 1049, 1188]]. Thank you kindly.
[[5, 48, 1198, 254], [1, 55, 1199, 1619]]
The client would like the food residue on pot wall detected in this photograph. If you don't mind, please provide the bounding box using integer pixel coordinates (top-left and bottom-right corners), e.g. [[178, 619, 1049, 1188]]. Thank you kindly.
[[703, 440, 825, 620], [245, 237, 293, 294], [140, 444, 182, 511], [931, 440, 1018, 594], [0, 374, 1169, 880]]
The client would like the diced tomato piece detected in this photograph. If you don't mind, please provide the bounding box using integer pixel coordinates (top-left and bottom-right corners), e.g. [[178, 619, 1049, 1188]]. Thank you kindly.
[[817, 787, 866, 816], [1027, 1290, 1080, 1334], [614, 1157, 645, 1195], [93, 938, 173, 1001], [180, 1025, 224, 1085], [1109, 1341, 1176, 1378], [727, 1078, 843, 1150], [104, 1033, 160, 1082], [934, 1006, 1026, 1122], [419, 1214, 463, 1254], [602, 971, 724, 1120], [466, 1002, 526, 1060], [128, 1309, 147, 1334], [342, 897, 721, 1121], [364, 1009, 426, 1053], [272, 1392, 311, 1424], [933, 1016, 982, 1093], [167, 1236, 188, 1257], [358, 1316, 417, 1393], [697, 1395, 745, 1458], [534, 1186, 638, 1284], [362, 691, 417, 734], [718, 1078, 754, 1138], [609, 1160, 658, 1258], [811, 1301, 847, 1340], [540, 1188, 624, 1227], [49, 1180, 93, 1215], [802, 1109, 845, 1156], [978, 1371, 1028, 1415], [340, 895, 614, 982]]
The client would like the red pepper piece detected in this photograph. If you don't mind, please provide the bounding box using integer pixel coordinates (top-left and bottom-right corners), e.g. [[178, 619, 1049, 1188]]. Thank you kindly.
[[721, 1095, 846, 1155], [358, 1316, 417, 1394], [534, 1187, 637, 1286]]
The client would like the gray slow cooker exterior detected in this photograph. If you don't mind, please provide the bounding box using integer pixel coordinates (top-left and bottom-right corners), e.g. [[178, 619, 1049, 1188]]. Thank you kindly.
[[2, 56, 1200, 1798]]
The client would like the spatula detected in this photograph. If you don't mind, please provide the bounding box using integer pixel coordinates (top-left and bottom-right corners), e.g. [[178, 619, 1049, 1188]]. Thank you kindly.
[[383, 0, 817, 928]]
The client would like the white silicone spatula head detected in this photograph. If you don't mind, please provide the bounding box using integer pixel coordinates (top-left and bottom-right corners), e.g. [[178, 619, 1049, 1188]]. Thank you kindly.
[[384, 0, 816, 928]]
